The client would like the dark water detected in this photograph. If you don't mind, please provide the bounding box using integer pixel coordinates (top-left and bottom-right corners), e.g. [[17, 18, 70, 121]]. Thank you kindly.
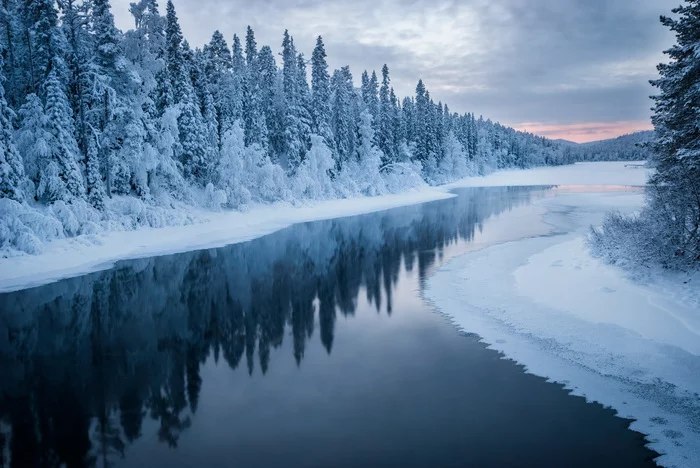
[[0, 187, 657, 468]]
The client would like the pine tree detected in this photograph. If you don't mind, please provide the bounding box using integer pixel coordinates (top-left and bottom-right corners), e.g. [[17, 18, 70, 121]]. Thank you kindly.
[[361, 71, 370, 108], [204, 30, 232, 137], [244, 25, 257, 66], [39, 67, 85, 202], [92, 0, 121, 74], [232, 33, 245, 74], [243, 26, 266, 149], [352, 109, 384, 195], [0, 56, 25, 201], [61, 0, 91, 159], [225, 33, 244, 127], [280, 31, 306, 172], [86, 132, 105, 209], [368, 70, 379, 122], [165, 0, 186, 100], [295, 53, 313, 156], [1, 0, 22, 107], [413, 79, 428, 163], [251, 44, 274, 152], [331, 66, 356, 170], [311, 36, 333, 149], [202, 89, 220, 177], [16, 93, 48, 186], [378, 64, 394, 164], [646, 1, 700, 261], [178, 87, 208, 184], [18, 0, 63, 94]]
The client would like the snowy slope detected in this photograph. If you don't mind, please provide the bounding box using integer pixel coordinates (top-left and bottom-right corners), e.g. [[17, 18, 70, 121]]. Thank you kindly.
[[0, 161, 650, 293], [0, 162, 650, 293], [425, 189, 700, 468]]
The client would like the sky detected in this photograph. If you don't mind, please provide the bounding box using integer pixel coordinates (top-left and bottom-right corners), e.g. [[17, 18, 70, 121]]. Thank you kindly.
[[112, 0, 678, 143]]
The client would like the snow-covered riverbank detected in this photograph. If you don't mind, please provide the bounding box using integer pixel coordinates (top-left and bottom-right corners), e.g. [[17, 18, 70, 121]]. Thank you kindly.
[[425, 178, 699, 467], [0, 161, 649, 293]]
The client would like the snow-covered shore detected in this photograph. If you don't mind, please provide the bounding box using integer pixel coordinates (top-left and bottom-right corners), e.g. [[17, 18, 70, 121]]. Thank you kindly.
[[425, 172, 699, 467], [0, 161, 650, 293]]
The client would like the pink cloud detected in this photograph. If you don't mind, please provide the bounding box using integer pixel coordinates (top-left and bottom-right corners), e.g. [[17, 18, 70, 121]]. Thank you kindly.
[[512, 121, 653, 143]]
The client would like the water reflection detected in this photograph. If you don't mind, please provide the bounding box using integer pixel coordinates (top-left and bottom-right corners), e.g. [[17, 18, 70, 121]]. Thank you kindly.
[[0, 186, 646, 467]]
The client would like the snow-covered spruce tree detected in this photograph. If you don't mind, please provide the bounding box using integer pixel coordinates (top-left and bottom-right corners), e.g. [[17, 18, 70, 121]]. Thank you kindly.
[[15, 93, 49, 188], [280, 30, 310, 173], [331, 66, 356, 171], [361, 70, 379, 126], [647, 2, 700, 263], [241, 26, 268, 151], [61, 0, 91, 159], [378, 64, 395, 164], [591, 1, 700, 267], [218, 119, 286, 207], [178, 87, 209, 184], [256, 44, 277, 155], [39, 67, 85, 203], [86, 132, 105, 209], [343, 109, 385, 196], [1, 0, 22, 109], [295, 53, 313, 161], [0, 56, 25, 202], [17, 0, 65, 95], [311, 36, 334, 150], [228, 33, 245, 124], [203, 30, 234, 136], [438, 131, 470, 183], [164, 0, 208, 186], [292, 134, 335, 200], [165, 0, 186, 99]]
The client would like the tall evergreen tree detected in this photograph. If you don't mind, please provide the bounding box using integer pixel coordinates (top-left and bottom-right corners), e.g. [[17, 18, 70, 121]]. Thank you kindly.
[[0, 56, 25, 201], [18, 0, 63, 95], [378, 64, 394, 163], [92, 0, 121, 73], [254, 44, 275, 152], [646, 1, 700, 261], [39, 67, 85, 202], [280, 30, 305, 171], [311, 36, 333, 148], [61, 0, 90, 159], [1, 0, 21, 107], [164, 0, 186, 100], [86, 132, 105, 209], [331, 66, 356, 170], [242, 26, 265, 148]]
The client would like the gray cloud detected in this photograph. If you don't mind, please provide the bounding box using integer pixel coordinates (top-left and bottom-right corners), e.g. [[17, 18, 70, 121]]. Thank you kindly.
[[112, 0, 677, 136]]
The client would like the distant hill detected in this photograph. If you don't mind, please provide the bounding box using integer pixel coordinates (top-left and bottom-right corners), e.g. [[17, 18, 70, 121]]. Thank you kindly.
[[567, 131, 655, 161], [553, 138, 580, 146]]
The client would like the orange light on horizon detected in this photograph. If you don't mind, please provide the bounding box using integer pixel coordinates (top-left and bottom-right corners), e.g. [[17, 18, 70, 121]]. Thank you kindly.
[[513, 121, 653, 143]]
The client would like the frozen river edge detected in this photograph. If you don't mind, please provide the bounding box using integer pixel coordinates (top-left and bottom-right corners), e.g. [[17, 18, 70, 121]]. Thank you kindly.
[[424, 181, 699, 467]]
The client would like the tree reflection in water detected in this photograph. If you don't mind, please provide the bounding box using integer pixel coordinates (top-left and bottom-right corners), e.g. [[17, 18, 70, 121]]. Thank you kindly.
[[0, 187, 540, 467]]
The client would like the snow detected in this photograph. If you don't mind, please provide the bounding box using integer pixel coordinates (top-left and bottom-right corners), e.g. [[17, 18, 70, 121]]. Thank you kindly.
[[447, 160, 651, 187], [0, 161, 649, 294], [0, 161, 651, 294], [2, 159, 693, 463], [425, 188, 700, 467], [0, 187, 453, 293]]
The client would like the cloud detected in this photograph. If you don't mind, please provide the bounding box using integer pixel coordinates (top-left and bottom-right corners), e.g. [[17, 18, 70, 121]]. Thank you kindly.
[[111, 0, 677, 141]]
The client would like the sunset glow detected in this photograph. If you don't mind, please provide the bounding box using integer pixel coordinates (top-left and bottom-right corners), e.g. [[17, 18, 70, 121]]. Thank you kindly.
[[512, 121, 654, 143]]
